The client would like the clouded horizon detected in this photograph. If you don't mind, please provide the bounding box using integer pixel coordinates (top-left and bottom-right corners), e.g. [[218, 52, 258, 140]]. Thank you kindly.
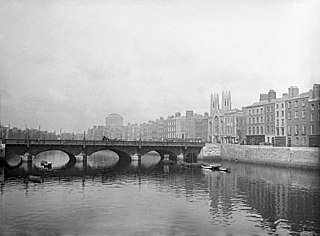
[[1, 0, 319, 133]]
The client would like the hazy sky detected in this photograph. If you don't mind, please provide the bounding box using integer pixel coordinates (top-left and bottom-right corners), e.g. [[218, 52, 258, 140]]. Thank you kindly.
[[1, 0, 319, 132]]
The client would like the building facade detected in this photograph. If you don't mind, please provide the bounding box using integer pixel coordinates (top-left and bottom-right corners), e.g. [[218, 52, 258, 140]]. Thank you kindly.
[[286, 84, 320, 147], [243, 84, 320, 147]]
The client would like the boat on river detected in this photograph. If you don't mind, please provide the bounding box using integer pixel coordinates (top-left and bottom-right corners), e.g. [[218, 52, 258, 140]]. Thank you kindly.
[[201, 163, 221, 170], [41, 160, 52, 169], [201, 163, 230, 173], [28, 175, 42, 183]]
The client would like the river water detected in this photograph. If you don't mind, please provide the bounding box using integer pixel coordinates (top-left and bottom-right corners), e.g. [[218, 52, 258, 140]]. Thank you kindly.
[[1, 151, 319, 235]]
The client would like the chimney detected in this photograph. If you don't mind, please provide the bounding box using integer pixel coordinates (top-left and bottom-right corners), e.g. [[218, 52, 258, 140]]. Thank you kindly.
[[268, 89, 276, 101], [288, 86, 299, 98], [312, 84, 320, 98]]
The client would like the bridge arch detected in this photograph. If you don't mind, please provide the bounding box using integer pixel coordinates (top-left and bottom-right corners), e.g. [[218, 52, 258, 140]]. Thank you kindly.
[[86, 147, 132, 164], [140, 147, 179, 162], [29, 148, 76, 163]]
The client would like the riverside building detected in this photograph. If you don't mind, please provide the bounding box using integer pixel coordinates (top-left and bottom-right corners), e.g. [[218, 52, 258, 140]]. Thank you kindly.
[[243, 84, 320, 147]]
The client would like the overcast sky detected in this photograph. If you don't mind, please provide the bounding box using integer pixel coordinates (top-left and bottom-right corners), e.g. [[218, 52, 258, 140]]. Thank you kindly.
[[0, 0, 319, 133]]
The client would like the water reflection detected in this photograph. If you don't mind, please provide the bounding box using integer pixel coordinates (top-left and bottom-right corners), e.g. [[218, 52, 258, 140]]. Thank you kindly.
[[0, 156, 319, 235]]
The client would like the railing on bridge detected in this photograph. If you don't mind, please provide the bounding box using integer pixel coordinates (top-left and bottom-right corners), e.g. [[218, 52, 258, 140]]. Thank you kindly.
[[2, 139, 205, 147]]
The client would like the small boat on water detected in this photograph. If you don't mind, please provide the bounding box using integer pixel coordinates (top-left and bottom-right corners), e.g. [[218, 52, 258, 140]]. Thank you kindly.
[[201, 164, 214, 170], [201, 163, 221, 170], [219, 167, 231, 173], [201, 163, 230, 173], [28, 175, 42, 183], [41, 160, 52, 169]]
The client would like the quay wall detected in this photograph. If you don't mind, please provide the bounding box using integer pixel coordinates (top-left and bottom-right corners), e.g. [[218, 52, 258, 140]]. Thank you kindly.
[[221, 144, 320, 169]]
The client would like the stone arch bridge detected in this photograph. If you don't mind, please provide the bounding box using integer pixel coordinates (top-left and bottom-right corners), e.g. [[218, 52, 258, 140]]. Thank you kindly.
[[4, 139, 204, 164]]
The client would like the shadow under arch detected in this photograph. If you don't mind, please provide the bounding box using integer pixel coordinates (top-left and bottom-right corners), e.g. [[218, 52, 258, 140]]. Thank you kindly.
[[185, 152, 198, 163], [5, 155, 23, 169], [156, 150, 178, 162]]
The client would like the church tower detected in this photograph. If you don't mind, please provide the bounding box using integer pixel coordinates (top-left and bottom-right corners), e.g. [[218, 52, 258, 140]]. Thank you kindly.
[[210, 93, 220, 116], [221, 91, 231, 112]]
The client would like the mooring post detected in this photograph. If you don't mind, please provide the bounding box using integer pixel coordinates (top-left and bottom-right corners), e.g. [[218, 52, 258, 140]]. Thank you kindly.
[[82, 152, 88, 167], [138, 148, 142, 167], [182, 148, 186, 162], [27, 153, 33, 169]]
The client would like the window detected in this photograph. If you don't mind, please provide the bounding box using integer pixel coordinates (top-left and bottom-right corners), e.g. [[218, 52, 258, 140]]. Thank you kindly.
[[257, 127, 259, 134], [295, 111, 299, 119], [281, 128, 284, 136], [301, 100, 305, 107], [253, 127, 255, 135], [248, 127, 251, 135], [271, 126, 274, 133], [288, 126, 291, 136], [253, 118, 255, 124], [267, 126, 270, 134], [288, 111, 291, 120], [266, 106, 269, 112], [311, 125, 315, 135], [276, 111, 279, 117], [303, 137, 306, 145], [302, 110, 306, 119], [248, 117, 251, 124], [281, 119, 284, 126], [281, 103, 284, 109], [249, 110, 251, 116], [311, 104, 314, 111], [271, 115, 273, 122], [276, 128, 279, 136], [261, 126, 263, 134], [281, 111, 284, 117], [295, 125, 299, 135], [288, 102, 291, 109], [253, 109, 255, 115], [302, 125, 306, 135], [261, 108, 263, 114], [266, 115, 269, 122], [257, 109, 259, 114], [295, 101, 298, 108], [276, 104, 279, 109], [295, 137, 299, 145], [311, 113, 314, 121], [261, 117, 263, 123]]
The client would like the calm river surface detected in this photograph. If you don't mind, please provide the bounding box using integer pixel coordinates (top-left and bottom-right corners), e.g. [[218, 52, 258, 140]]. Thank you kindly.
[[1, 151, 319, 235]]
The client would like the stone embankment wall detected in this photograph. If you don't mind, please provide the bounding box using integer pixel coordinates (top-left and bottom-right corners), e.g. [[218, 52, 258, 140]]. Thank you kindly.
[[221, 144, 320, 169], [198, 143, 221, 160]]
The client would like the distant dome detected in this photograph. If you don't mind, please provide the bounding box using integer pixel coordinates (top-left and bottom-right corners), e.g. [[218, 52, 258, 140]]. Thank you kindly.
[[105, 113, 123, 129], [106, 113, 123, 119]]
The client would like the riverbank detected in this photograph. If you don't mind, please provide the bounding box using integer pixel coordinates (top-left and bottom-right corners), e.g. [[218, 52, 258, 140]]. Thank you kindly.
[[221, 144, 320, 169]]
